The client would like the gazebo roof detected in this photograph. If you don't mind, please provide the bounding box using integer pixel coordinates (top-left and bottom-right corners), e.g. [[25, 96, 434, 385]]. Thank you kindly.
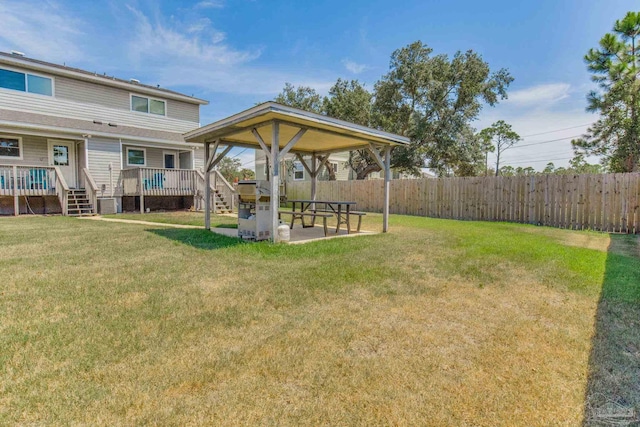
[[183, 102, 410, 154]]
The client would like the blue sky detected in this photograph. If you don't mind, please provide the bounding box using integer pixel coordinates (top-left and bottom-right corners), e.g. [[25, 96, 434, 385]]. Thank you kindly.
[[0, 0, 637, 170]]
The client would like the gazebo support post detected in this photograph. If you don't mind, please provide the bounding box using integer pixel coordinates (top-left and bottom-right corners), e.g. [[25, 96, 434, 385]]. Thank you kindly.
[[270, 122, 280, 242], [367, 142, 392, 233], [204, 139, 230, 230], [296, 153, 329, 211], [311, 153, 317, 204], [383, 145, 391, 233]]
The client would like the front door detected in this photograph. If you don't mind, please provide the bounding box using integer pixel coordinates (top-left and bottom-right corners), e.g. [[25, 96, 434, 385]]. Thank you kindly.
[[164, 152, 176, 169], [164, 152, 177, 190], [48, 139, 76, 188]]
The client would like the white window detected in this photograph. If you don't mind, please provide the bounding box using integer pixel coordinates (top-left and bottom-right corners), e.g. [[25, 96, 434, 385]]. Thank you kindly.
[[131, 94, 166, 116], [0, 68, 53, 96], [126, 147, 146, 166], [52, 145, 69, 166], [293, 161, 304, 181], [330, 162, 338, 173], [0, 136, 23, 159]]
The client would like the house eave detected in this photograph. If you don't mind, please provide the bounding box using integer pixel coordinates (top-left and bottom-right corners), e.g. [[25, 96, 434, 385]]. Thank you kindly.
[[0, 120, 196, 147]]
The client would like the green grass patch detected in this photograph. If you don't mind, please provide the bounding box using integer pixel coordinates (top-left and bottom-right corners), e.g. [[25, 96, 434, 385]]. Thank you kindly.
[[104, 211, 237, 228], [0, 214, 636, 425]]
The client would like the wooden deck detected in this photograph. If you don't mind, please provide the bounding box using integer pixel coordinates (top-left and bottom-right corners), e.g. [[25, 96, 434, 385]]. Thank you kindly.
[[0, 164, 70, 215], [121, 167, 237, 214]]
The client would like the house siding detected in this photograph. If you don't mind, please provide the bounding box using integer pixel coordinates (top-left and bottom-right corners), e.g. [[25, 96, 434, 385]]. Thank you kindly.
[[254, 150, 352, 182], [122, 144, 195, 169], [330, 160, 351, 181], [87, 137, 122, 198], [194, 148, 205, 171], [167, 100, 200, 124], [78, 140, 87, 188], [0, 133, 49, 166], [56, 75, 129, 111], [56, 76, 200, 123], [0, 86, 199, 133]]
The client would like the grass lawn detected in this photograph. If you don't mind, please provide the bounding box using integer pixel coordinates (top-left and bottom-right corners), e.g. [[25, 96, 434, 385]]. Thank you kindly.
[[1, 214, 638, 426], [104, 211, 237, 228]]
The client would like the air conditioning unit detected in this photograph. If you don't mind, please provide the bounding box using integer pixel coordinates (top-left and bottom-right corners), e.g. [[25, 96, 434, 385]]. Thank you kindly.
[[97, 198, 117, 215]]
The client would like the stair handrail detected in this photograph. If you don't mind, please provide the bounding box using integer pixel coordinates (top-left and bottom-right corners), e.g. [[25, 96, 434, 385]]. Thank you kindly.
[[53, 166, 69, 216], [196, 170, 233, 212], [82, 167, 99, 214], [212, 169, 236, 211]]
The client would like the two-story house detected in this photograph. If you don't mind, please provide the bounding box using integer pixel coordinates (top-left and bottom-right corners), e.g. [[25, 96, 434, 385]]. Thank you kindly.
[[254, 150, 353, 184], [0, 51, 234, 216]]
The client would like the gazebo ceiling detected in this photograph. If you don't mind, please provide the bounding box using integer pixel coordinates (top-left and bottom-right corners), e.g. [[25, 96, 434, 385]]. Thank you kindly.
[[183, 102, 410, 154]]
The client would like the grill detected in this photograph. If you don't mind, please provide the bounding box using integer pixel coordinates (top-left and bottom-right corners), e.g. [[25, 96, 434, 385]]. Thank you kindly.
[[237, 180, 271, 240]]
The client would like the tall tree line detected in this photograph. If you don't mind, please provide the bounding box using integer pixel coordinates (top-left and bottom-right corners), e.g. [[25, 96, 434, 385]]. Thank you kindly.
[[574, 11, 640, 172], [274, 41, 513, 179]]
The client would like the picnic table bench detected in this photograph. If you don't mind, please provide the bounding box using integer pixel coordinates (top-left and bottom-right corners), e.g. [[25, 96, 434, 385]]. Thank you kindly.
[[284, 200, 367, 234], [278, 210, 333, 236]]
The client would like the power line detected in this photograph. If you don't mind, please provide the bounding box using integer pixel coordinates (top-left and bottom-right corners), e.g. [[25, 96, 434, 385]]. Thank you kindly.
[[508, 134, 583, 149], [502, 149, 573, 161], [229, 148, 249, 160], [519, 123, 591, 138], [241, 158, 255, 167], [503, 156, 575, 166]]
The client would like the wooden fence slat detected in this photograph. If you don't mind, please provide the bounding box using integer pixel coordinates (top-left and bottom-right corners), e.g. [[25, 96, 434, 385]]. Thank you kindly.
[[286, 173, 640, 233]]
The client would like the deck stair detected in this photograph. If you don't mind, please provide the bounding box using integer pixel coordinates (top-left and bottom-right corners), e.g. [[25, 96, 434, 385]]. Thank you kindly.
[[67, 189, 95, 216], [212, 189, 233, 214]]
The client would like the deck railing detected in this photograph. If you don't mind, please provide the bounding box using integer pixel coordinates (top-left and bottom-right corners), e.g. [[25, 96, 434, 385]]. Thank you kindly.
[[0, 165, 59, 196], [0, 165, 67, 215], [121, 167, 200, 197], [213, 169, 236, 212], [195, 170, 237, 212], [82, 167, 98, 214], [120, 167, 238, 213], [54, 167, 69, 216]]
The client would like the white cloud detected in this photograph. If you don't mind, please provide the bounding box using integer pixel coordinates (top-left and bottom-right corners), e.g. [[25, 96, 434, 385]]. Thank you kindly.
[[186, 18, 216, 35], [126, 6, 256, 66], [125, 7, 334, 95], [342, 59, 369, 74], [506, 83, 571, 106], [0, 1, 85, 62], [194, 1, 225, 9]]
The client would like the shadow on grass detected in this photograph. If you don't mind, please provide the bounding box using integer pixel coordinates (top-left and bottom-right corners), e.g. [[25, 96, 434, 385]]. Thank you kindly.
[[147, 228, 244, 250], [583, 234, 640, 426]]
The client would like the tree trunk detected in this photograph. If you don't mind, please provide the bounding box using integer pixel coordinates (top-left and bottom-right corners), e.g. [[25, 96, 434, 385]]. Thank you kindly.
[[485, 152, 489, 176], [356, 163, 382, 180], [327, 167, 337, 181]]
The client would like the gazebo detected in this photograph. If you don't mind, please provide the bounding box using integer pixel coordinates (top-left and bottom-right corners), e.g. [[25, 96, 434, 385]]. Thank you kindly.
[[183, 102, 410, 242]]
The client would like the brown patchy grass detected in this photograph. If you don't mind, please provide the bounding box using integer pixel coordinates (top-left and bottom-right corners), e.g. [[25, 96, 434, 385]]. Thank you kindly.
[[0, 214, 636, 426]]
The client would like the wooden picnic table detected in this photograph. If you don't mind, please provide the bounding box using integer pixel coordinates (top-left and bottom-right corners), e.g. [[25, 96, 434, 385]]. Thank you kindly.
[[288, 199, 358, 234]]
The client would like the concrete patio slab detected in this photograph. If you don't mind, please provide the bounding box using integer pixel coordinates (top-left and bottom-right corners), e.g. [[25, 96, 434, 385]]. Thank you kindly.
[[76, 215, 378, 243]]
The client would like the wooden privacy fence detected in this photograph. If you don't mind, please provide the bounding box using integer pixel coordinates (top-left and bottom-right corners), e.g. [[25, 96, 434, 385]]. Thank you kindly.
[[286, 173, 640, 234]]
